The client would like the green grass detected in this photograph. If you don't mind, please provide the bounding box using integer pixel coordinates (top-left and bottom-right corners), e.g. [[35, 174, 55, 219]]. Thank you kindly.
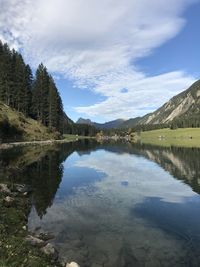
[[0, 102, 60, 142], [139, 128, 200, 148], [0, 188, 61, 267]]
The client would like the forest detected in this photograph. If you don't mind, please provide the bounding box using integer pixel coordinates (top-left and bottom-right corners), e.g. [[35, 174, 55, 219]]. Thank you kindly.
[[0, 41, 97, 138]]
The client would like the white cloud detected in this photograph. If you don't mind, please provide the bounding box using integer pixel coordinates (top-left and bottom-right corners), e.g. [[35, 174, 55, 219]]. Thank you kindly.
[[0, 0, 197, 120], [76, 70, 195, 119]]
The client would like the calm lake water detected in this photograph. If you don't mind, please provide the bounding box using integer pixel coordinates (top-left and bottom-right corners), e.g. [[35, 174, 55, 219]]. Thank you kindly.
[[1, 140, 200, 267]]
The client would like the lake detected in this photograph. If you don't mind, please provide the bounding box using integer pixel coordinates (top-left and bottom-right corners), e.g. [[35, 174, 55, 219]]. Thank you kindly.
[[1, 140, 200, 267]]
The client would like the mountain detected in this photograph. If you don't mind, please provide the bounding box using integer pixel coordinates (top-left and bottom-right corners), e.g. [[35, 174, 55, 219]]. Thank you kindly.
[[120, 117, 142, 128], [77, 80, 200, 130], [76, 118, 125, 129], [77, 118, 93, 125], [0, 102, 61, 142], [139, 80, 200, 125]]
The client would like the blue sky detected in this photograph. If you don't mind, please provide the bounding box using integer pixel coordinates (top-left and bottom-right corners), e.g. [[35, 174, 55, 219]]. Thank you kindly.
[[0, 0, 199, 122], [137, 3, 200, 77]]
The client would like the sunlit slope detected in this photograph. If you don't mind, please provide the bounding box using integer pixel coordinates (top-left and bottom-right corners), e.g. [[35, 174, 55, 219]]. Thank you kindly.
[[0, 102, 60, 142]]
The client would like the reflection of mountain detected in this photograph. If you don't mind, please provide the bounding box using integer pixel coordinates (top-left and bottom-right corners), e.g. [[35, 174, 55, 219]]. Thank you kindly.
[[78, 141, 200, 195], [1, 140, 200, 217], [131, 144, 200, 194], [62, 141, 200, 195]]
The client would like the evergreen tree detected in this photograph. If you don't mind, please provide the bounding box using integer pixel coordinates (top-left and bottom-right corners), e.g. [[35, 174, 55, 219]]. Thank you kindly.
[[32, 63, 50, 125], [32, 65, 64, 131], [48, 76, 60, 129], [0, 42, 13, 105], [0, 41, 32, 115], [23, 64, 33, 116]]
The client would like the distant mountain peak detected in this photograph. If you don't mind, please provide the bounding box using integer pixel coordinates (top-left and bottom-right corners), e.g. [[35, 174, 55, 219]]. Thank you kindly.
[[76, 118, 93, 125]]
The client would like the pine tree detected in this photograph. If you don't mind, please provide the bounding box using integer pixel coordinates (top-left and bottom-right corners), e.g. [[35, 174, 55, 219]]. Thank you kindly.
[[32, 64, 64, 131], [32, 63, 50, 125], [24, 64, 33, 116], [0, 43, 13, 105], [48, 76, 59, 129]]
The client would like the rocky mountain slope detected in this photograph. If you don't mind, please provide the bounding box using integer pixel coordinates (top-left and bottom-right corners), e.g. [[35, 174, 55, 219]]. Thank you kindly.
[[139, 80, 200, 125]]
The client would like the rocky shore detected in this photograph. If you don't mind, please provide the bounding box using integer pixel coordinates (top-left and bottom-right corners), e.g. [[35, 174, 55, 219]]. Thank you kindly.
[[0, 183, 80, 267]]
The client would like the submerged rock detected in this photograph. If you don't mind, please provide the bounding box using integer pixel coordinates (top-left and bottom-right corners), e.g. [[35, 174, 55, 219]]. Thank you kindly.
[[22, 225, 27, 231], [0, 183, 11, 194], [66, 262, 80, 267], [41, 243, 58, 261], [37, 232, 55, 241], [3, 196, 15, 207], [26, 235, 46, 248]]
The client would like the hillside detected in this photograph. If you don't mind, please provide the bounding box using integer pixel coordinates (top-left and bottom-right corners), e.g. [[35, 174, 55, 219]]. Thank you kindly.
[[0, 102, 61, 142], [139, 80, 200, 125], [120, 117, 142, 128]]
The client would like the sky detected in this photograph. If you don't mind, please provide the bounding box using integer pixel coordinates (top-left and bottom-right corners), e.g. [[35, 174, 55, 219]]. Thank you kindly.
[[0, 0, 200, 123]]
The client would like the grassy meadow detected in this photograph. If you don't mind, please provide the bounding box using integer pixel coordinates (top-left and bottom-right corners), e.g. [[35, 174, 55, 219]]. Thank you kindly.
[[139, 128, 200, 148]]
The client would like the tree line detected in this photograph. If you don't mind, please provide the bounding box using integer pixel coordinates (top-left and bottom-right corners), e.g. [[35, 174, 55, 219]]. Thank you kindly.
[[0, 41, 64, 132], [0, 40, 98, 137]]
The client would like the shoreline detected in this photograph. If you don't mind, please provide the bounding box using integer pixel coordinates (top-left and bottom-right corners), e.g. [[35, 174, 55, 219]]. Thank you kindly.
[[0, 182, 63, 267], [0, 136, 84, 150]]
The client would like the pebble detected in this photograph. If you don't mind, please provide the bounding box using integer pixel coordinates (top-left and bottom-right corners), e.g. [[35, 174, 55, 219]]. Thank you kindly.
[[66, 262, 80, 267], [41, 243, 58, 261], [4, 196, 15, 207], [0, 183, 11, 194]]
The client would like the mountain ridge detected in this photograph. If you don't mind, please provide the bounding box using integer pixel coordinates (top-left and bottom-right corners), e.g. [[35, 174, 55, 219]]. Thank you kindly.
[[77, 79, 200, 129], [139, 79, 200, 125], [76, 118, 126, 129]]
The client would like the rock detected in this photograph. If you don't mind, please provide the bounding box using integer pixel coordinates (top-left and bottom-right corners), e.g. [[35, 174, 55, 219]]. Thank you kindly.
[[22, 225, 27, 231], [15, 184, 32, 194], [4, 196, 14, 202], [41, 243, 58, 261], [37, 232, 55, 241], [4, 196, 14, 207], [0, 183, 11, 194], [66, 262, 80, 267], [25, 235, 46, 248]]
